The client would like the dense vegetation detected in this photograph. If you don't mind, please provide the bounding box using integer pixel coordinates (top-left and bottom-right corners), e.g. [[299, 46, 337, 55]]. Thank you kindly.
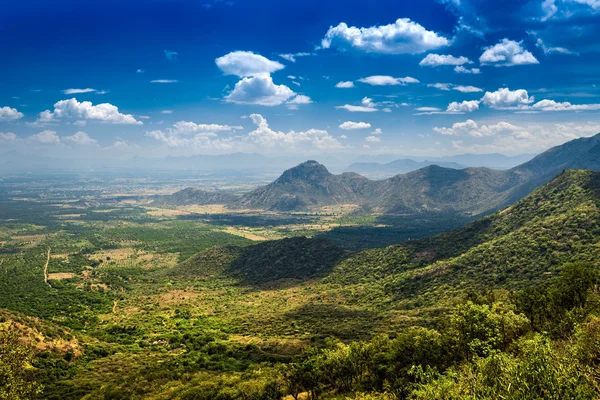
[[1, 166, 600, 399]]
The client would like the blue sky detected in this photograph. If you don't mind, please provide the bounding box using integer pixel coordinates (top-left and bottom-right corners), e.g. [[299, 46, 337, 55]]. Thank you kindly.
[[2, 0, 600, 159]]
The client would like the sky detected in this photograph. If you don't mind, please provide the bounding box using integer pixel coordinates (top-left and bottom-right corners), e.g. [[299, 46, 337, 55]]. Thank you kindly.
[[2, 0, 600, 161]]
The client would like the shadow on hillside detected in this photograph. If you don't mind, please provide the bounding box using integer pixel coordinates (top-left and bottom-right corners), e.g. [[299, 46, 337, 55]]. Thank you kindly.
[[318, 213, 474, 251], [283, 303, 382, 340], [225, 237, 347, 288]]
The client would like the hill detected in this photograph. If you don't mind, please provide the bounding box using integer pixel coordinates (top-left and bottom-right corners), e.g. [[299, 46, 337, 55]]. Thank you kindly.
[[234, 133, 600, 214], [346, 159, 467, 179], [328, 169, 600, 304], [151, 187, 239, 207], [233, 160, 376, 211]]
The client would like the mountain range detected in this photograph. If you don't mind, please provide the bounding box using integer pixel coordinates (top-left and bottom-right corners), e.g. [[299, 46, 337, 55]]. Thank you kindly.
[[344, 159, 467, 179], [157, 133, 600, 217]]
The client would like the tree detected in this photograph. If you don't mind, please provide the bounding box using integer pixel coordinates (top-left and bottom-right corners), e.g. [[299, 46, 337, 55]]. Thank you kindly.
[[0, 327, 43, 400]]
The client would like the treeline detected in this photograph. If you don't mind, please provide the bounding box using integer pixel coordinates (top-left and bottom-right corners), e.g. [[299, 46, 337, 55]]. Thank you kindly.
[[279, 261, 600, 399]]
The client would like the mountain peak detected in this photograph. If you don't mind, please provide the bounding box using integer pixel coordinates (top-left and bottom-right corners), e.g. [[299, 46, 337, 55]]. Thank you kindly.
[[275, 160, 332, 184]]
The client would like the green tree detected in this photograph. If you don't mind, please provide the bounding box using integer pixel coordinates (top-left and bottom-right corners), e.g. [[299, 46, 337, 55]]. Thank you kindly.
[[0, 327, 43, 400]]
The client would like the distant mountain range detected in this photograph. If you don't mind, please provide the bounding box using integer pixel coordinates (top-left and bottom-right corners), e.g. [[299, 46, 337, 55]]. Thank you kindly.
[[226, 133, 600, 215], [345, 159, 468, 179]]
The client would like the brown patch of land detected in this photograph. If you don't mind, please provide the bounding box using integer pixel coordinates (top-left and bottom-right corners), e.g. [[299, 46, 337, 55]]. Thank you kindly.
[[47, 272, 75, 280]]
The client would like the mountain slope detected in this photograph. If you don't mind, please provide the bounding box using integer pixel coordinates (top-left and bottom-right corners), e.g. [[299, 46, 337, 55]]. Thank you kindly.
[[328, 169, 600, 304], [346, 159, 467, 179], [152, 187, 239, 207], [234, 160, 375, 211], [234, 133, 600, 214]]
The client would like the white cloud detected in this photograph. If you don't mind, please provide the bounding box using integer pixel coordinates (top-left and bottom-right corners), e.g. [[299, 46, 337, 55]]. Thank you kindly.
[[339, 135, 348, 139], [287, 95, 312, 104], [320, 18, 449, 54], [63, 88, 97, 94], [480, 39, 539, 67], [541, 0, 558, 20], [415, 107, 441, 112], [428, 83, 452, 91], [454, 85, 483, 93], [382, 107, 392, 112], [446, 100, 480, 113], [136, 69, 144, 73], [454, 65, 481, 74], [38, 98, 142, 125], [245, 114, 343, 150], [151, 80, 178, 83], [146, 129, 234, 150], [366, 136, 381, 142], [480, 88, 534, 108], [63, 131, 97, 145], [535, 38, 574, 55], [358, 75, 420, 86], [278, 52, 313, 62], [172, 121, 243, 134], [532, 99, 600, 111], [444, 121, 600, 154], [224, 74, 295, 106], [161, 110, 173, 114], [0, 132, 17, 141], [371, 128, 382, 135], [361, 97, 376, 107], [428, 83, 483, 93], [336, 104, 378, 112], [419, 54, 472, 66], [0, 106, 24, 121], [572, 0, 600, 10], [29, 130, 61, 144], [339, 121, 371, 130], [216, 51, 284, 77], [336, 81, 355, 88]]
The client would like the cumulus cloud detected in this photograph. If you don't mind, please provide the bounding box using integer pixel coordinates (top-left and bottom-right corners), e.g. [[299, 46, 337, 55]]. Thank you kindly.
[[358, 75, 420, 86], [29, 130, 61, 144], [419, 54, 472, 66], [38, 98, 142, 125], [454, 65, 481, 74], [365, 136, 381, 143], [320, 18, 449, 54], [371, 128, 382, 135], [245, 114, 343, 150], [441, 120, 600, 154], [336, 81, 355, 88], [216, 51, 285, 77], [63, 131, 98, 145], [224, 74, 295, 106], [480, 88, 534, 108], [339, 121, 371, 130], [0, 106, 24, 121], [287, 95, 312, 104], [434, 120, 525, 137], [278, 52, 313, 62], [447, 100, 481, 113], [532, 99, 600, 111], [63, 88, 97, 94], [480, 39, 539, 67]]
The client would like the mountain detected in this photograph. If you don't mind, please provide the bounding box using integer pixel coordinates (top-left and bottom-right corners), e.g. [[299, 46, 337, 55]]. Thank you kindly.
[[346, 159, 467, 179], [151, 187, 239, 207], [233, 160, 376, 211], [349, 152, 535, 170], [329, 169, 600, 303], [234, 133, 600, 214]]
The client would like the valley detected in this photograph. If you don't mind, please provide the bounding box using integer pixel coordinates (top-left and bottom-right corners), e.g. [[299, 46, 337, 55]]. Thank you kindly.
[[1, 134, 600, 399]]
